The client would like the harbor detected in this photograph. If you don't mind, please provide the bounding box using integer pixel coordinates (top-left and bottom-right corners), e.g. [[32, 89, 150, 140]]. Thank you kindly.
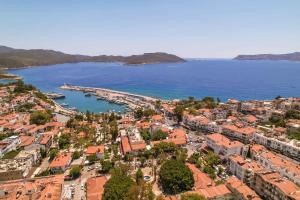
[[60, 84, 159, 110]]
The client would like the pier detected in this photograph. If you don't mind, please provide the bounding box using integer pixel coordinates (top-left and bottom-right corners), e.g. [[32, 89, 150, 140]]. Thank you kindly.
[[60, 84, 159, 110], [45, 92, 65, 99]]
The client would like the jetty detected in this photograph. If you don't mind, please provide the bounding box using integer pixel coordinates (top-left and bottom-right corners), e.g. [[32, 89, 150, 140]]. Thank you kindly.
[[60, 84, 159, 110], [45, 92, 65, 99]]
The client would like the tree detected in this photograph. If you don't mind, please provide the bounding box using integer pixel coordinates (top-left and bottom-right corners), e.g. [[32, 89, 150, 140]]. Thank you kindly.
[[30, 111, 51, 125], [188, 153, 200, 164], [40, 148, 47, 158], [134, 108, 144, 119], [58, 134, 71, 149], [72, 151, 80, 160], [204, 151, 220, 167], [151, 130, 167, 141], [136, 168, 144, 184], [153, 142, 177, 157], [87, 153, 97, 163], [174, 105, 184, 122], [125, 182, 155, 200], [102, 166, 134, 200], [69, 166, 81, 178], [285, 110, 300, 120], [109, 120, 119, 141], [49, 149, 58, 160], [181, 193, 206, 200], [159, 159, 194, 194], [100, 160, 114, 173]]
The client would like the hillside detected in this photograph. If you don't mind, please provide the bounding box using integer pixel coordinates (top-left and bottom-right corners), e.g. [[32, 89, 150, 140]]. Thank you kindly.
[[0, 46, 185, 68], [234, 52, 300, 61]]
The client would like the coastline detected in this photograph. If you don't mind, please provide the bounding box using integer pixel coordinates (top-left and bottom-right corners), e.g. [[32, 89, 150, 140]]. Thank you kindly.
[[60, 84, 160, 111]]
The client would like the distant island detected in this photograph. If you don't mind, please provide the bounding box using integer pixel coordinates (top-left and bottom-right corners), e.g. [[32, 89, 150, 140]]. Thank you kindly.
[[234, 52, 300, 61], [0, 45, 185, 68]]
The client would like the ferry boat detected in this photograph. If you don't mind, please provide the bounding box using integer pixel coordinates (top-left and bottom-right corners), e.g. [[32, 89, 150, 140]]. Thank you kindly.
[[60, 103, 69, 107]]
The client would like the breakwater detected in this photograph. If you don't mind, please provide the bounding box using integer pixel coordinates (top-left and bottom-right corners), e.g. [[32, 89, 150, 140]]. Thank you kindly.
[[60, 84, 159, 110]]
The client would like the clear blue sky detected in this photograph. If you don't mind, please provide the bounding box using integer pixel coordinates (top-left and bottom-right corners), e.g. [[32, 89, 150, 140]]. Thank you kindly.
[[0, 0, 299, 58]]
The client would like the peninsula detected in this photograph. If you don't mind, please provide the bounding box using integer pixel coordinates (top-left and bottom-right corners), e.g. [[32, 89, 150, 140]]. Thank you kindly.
[[234, 52, 300, 61], [0, 45, 185, 68]]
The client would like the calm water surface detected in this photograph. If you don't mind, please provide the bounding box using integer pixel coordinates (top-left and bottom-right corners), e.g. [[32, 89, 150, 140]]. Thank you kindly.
[[7, 60, 300, 113]]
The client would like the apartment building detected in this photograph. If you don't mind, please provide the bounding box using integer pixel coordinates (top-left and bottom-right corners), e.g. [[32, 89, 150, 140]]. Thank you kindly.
[[253, 132, 300, 161], [253, 171, 300, 200], [206, 133, 243, 159], [228, 155, 263, 186]]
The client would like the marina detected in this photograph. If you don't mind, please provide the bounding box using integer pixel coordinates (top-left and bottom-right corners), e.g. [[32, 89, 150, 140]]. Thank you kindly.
[[45, 92, 66, 99], [60, 84, 160, 110]]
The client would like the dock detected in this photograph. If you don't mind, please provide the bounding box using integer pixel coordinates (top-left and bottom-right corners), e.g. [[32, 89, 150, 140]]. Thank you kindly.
[[60, 84, 159, 110], [45, 92, 65, 99]]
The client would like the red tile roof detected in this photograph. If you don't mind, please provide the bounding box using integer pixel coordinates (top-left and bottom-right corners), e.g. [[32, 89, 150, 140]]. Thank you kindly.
[[86, 176, 107, 200]]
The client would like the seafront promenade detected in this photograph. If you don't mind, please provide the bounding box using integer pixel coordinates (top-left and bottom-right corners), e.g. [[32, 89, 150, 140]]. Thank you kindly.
[[60, 84, 159, 110]]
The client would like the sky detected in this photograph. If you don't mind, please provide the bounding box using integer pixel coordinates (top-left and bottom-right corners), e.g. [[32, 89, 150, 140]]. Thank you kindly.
[[0, 0, 299, 58]]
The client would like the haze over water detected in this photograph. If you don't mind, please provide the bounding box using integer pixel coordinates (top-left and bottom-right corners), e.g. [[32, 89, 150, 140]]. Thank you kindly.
[[8, 60, 300, 113]]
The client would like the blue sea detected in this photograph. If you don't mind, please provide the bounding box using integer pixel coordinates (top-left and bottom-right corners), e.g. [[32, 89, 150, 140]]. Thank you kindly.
[[7, 60, 300, 113]]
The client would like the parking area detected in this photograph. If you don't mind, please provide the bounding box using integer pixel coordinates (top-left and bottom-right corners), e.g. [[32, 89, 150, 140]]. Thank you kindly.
[[63, 165, 97, 200]]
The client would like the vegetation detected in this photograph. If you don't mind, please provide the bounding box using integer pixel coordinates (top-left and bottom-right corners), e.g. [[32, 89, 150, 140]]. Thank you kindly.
[[49, 148, 59, 160], [13, 80, 35, 93], [58, 134, 71, 149], [16, 102, 35, 112], [69, 166, 81, 178], [36, 170, 51, 177], [159, 159, 194, 194], [151, 130, 168, 141], [152, 142, 177, 157], [30, 111, 51, 125], [181, 194, 206, 200], [72, 151, 81, 160], [0, 46, 185, 68], [285, 110, 300, 120], [86, 153, 97, 163], [100, 160, 114, 173], [135, 168, 144, 184], [125, 182, 155, 200], [102, 165, 135, 200], [173, 96, 219, 122], [288, 131, 300, 141], [134, 108, 156, 119], [2, 149, 20, 159]]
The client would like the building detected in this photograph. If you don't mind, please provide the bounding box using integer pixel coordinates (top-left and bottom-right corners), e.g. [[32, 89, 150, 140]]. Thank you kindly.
[[0, 175, 64, 200], [206, 133, 243, 159], [222, 125, 256, 143], [252, 150, 300, 186], [39, 133, 53, 151], [49, 152, 72, 173], [253, 171, 300, 200], [86, 176, 107, 200], [150, 128, 187, 147], [192, 184, 232, 200], [120, 136, 147, 155], [228, 155, 263, 186], [226, 176, 261, 200], [85, 145, 105, 159], [186, 163, 215, 190], [0, 136, 21, 158], [253, 132, 300, 161]]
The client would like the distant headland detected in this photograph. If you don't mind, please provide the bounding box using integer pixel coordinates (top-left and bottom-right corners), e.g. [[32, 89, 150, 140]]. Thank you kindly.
[[234, 52, 300, 62], [0, 45, 185, 69]]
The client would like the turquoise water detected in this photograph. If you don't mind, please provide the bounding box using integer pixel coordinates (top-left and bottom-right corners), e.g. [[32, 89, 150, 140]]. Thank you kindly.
[[0, 79, 16, 84], [7, 60, 300, 113]]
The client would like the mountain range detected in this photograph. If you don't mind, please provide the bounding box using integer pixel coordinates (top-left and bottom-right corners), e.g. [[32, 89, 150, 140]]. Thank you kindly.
[[234, 52, 300, 61], [0, 45, 185, 68]]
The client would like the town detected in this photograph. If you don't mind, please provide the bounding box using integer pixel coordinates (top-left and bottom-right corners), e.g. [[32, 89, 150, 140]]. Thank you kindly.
[[0, 80, 300, 200]]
